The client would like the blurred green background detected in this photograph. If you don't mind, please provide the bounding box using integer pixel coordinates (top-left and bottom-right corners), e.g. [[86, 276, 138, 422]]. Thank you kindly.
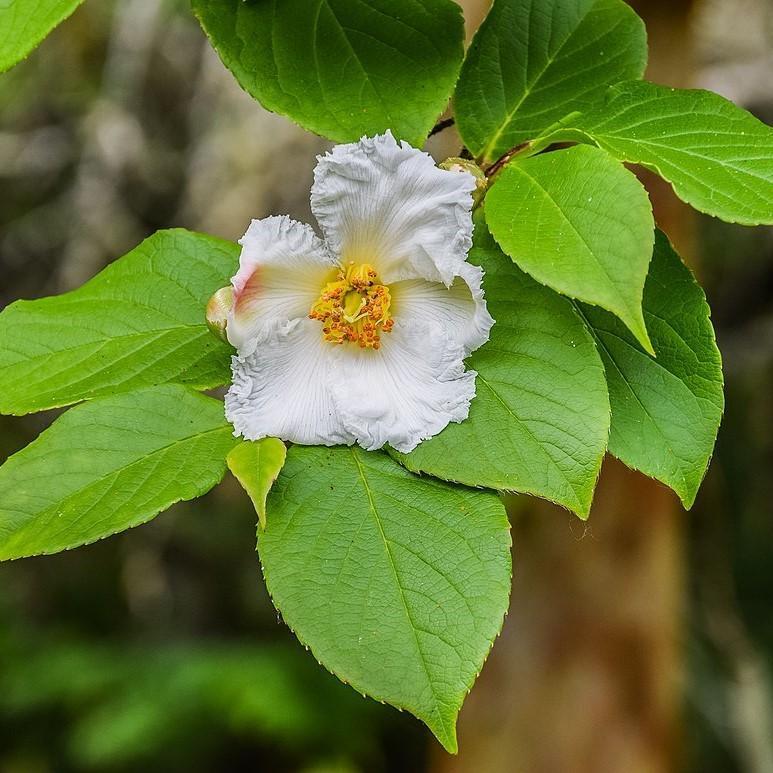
[[0, 1, 771, 771]]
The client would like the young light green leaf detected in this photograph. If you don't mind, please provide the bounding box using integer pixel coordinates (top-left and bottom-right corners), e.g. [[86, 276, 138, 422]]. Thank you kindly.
[[455, 0, 647, 164], [0, 229, 238, 416], [0, 0, 85, 73], [227, 438, 287, 530], [556, 81, 773, 225], [486, 144, 655, 352], [394, 223, 609, 518], [574, 231, 724, 508], [0, 385, 238, 560], [259, 445, 512, 753], [191, 0, 464, 146]]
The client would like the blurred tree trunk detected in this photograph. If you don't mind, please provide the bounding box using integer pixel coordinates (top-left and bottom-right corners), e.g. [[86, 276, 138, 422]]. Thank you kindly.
[[433, 2, 697, 771]]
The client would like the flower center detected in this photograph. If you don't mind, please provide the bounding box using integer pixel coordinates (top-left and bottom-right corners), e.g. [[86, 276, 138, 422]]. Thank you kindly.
[[309, 262, 394, 349]]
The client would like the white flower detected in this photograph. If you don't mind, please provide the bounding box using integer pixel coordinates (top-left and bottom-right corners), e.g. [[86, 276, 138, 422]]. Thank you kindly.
[[224, 132, 494, 453]]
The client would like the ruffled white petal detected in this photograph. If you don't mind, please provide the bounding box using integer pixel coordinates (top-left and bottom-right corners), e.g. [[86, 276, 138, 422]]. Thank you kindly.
[[390, 262, 494, 357], [329, 321, 476, 453], [225, 318, 353, 446], [227, 215, 338, 355], [311, 131, 476, 286]]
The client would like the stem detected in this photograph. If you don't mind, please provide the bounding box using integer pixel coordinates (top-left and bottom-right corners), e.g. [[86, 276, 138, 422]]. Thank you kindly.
[[484, 141, 532, 179], [428, 117, 455, 137]]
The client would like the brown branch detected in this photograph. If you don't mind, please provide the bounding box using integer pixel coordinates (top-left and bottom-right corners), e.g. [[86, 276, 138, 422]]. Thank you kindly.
[[484, 141, 532, 179], [428, 117, 455, 137]]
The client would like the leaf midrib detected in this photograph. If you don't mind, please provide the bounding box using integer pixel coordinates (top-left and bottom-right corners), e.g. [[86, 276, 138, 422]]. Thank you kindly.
[[316, 0, 396, 130], [572, 302, 691, 495], [0, 324, 215, 376], [349, 448, 450, 742], [1, 424, 231, 553], [476, 375, 585, 512], [480, 1, 595, 161], [498, 162, 645, 327]]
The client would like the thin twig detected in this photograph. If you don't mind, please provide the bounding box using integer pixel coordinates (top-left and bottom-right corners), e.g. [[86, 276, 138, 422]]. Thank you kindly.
[[429, 117, 455, 137], [484, 141, 532, 178]]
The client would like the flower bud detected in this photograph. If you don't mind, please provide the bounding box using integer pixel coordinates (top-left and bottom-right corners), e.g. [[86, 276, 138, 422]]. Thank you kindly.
[[439, 157, 488, 205], [206, 286, 234, 343]]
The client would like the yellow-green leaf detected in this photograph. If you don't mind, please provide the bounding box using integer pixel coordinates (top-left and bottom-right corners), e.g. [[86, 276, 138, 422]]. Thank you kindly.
[[575, 231, 724, 507], [550, 81, 773, 226], [227, 438, 287, 530], [260, 445, 511, 752], [0, 230, 238, 416], [0, 0, 85, 73], [0, 386, 238, 560], [486, 144, 655, 352]]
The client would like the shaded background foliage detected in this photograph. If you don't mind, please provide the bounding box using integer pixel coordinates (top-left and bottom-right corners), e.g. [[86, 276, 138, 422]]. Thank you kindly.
[[0, 0, 771, 770]]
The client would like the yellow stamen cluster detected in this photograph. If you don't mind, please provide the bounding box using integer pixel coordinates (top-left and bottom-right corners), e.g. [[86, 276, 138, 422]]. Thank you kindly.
[[309, 262, 394, 349]]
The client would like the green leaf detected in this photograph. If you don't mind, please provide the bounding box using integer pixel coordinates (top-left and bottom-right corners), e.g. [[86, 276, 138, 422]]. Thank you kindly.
[[574, 231, 724, 508], [0, 385, 238, 560], [394, 222, 609, 518], [227, 438, 287, 530], [455, 0, 647, 164], [555, 81, 773, 225], [259, 445, 511, 752], [191, 0, 465, 145], [0, 0, 85, 73], [0, 229, 238, 416], [486, 144, 655, 352]]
